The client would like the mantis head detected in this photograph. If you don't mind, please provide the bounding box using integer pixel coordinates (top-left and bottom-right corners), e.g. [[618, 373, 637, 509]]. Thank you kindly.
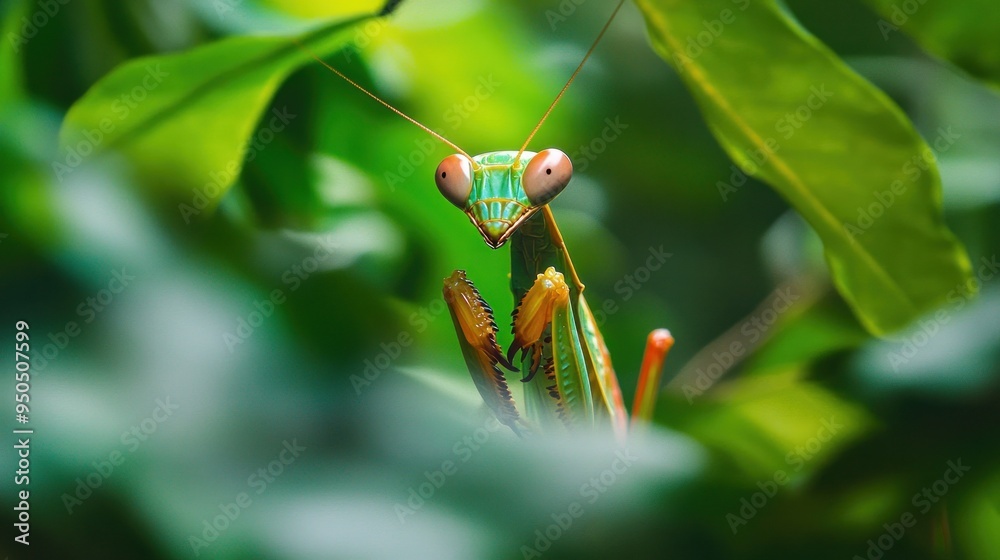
[[434, 149, 573, 249], [296, 0, 623, 249]]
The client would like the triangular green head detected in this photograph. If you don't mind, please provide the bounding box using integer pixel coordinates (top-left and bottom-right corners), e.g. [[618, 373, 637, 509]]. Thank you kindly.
[[434, 149, 573, 248]]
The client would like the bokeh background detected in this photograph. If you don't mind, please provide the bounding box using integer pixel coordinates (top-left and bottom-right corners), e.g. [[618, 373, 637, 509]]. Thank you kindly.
[[1, 0, 999, 558]]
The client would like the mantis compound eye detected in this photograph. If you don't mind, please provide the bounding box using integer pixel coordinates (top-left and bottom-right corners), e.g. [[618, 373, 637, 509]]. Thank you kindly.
[[521, 149, 573, 206], [435, 154, 475, 209]]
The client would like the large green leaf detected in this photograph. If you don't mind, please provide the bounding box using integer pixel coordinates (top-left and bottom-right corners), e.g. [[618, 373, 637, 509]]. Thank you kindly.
[[863, 0, 1000, 89], [634, 0, 972, 336], [58, 3, 398, 208]]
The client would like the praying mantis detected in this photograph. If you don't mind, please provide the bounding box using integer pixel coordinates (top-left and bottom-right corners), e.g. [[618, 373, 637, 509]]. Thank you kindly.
[[302, 0, 673, 440]]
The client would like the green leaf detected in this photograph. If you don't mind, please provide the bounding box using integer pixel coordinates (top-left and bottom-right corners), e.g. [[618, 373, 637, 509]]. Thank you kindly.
[[862, 0, 1000, 89], [259, 0, 385, 19], [659, 367, 873, 480], [634, 0, 973, 336], [58, 7, 392, 205]]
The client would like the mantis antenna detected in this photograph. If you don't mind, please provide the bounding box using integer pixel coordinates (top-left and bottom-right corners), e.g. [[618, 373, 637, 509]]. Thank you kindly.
[[291, 38, 476, 164], [514, 0, 628, 164]]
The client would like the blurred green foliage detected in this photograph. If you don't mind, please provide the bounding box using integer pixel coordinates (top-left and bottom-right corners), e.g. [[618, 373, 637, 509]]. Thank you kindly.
[[863, 0, 1000, 88], [1, 0, 999, 559], [637, 0, 971, 336]]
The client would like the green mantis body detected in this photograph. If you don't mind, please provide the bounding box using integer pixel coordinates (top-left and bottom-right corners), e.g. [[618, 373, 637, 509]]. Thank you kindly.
[[302, 0, 672, 440], [439, 150, 672, 440]]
